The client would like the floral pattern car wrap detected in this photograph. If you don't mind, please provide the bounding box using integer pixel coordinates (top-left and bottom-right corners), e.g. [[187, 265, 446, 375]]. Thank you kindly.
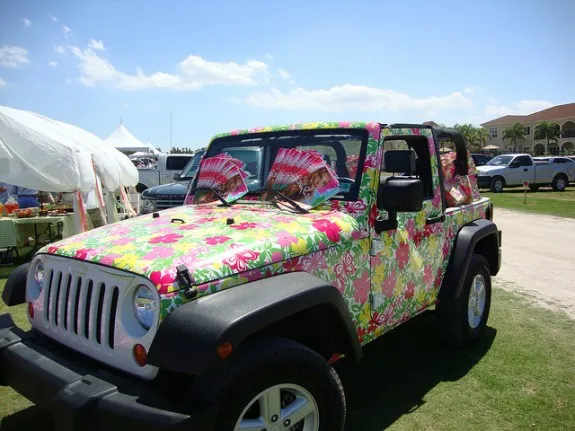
[[38, 121, 490, 348]]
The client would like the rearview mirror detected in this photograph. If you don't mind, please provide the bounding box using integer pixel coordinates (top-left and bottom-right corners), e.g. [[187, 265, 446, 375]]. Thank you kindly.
[[377, 177, 424, 212]]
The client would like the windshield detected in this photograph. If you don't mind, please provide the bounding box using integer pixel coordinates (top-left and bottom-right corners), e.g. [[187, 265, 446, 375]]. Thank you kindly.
[[179, 150, 205, 180], [196, 129, 368, 202], [487, 155, 513, 166]]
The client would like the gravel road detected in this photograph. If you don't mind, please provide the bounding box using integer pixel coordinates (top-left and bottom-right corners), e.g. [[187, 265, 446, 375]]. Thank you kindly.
[[492, 208, 575, 319]]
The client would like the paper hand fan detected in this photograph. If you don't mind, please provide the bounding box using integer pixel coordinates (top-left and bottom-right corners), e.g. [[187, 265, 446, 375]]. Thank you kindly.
[[191, 156, 248, 204], [264, 148, 340, 209]]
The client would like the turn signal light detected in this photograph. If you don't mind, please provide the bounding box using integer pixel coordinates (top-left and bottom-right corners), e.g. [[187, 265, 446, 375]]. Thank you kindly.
[[216, 342, 233, 359], [28, 302, 34, 319], [133, 344, 148, 367]]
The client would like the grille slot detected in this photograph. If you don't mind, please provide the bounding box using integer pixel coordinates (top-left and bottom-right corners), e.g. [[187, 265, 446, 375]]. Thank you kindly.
[[43, 272, 119, 349]]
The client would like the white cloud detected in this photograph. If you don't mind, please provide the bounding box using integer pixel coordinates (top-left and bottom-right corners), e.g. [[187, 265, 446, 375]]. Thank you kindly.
[[0, 78, 7, 87], [48, 61, 58, 68], [22, 18, 31, 27], [88, 39, 106, 50], [0, 46, 30, 68], [484, 100, 554, 117], [244, 85, 473, 113], [65, 78, 72, 85], [54, 44, 65, 54], [50, 14, 58, 22], [464, 87, 474, 94], [278, 68, 291, 79], [63, 26, 73, 38], [264, 53, 273, 60], [69, 47, 270, 91]]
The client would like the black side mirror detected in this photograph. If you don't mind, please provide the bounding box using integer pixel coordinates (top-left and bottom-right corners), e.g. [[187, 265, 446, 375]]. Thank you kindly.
[[377, 177, 424, 212]]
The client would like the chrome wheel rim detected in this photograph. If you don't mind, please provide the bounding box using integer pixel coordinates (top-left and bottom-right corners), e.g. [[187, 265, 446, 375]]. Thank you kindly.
[[234, 383, 319, 431], [557, 178, 566, 190], [468, 274, 486, 329], [494, 180, 503, 192]]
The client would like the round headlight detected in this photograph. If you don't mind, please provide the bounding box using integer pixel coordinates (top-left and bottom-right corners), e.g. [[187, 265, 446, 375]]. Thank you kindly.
[[133, 284, 157, 330], [33, 258, 45, 288], [140, 198, 156, 214]]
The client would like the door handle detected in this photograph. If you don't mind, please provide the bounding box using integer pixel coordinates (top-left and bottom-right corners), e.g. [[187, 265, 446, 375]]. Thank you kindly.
[[426, 214, 445, 224]]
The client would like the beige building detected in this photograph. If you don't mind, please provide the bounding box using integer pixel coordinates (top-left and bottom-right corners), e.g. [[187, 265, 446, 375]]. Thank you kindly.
[[480, 103, 575, 155]]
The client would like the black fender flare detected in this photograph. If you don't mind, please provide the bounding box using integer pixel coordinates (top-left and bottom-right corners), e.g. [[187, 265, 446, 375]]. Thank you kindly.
[[439, 218, 501, 301], [2, 263, 30, 306], [147, 271, 362, 376]]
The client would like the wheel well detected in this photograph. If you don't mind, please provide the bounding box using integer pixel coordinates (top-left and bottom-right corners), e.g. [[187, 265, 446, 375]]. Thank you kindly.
[[243, 304, 357, 362], [553, 173, 568, 182], [473, 234, 499, 275], [136, 183, 148, 193]]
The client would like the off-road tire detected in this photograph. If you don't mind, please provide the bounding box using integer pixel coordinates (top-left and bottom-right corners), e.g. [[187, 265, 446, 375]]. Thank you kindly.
[[190, 337, 346, 431], [490, 176, 505, 193], [437, 254, 492, 346], [552, 174, 568, 192]]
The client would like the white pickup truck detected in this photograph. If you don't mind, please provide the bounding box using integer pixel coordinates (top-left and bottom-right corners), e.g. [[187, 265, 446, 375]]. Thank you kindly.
[[136, 153, 194, 193], [476, 153, 575, 192]]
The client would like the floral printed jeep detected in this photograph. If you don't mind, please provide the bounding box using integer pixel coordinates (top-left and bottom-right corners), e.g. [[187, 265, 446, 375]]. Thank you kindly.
[[1, 122, 501, 431]]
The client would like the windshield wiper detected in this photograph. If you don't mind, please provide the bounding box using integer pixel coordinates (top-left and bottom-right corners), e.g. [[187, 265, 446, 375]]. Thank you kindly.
[[190, 187, 231, 207], [271, 189, 309, 214]]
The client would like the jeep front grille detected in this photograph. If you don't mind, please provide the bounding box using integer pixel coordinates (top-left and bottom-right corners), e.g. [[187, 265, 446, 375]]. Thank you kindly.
[[44, 269, 120, 349]]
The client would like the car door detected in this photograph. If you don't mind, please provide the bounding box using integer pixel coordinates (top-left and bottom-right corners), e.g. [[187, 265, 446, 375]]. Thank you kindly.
[[370, 127, 444, 328], [507, 155, 534, 185]]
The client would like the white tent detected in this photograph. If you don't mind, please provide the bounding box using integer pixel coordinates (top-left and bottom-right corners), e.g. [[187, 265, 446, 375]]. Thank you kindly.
[[105, 124, 157, 154]]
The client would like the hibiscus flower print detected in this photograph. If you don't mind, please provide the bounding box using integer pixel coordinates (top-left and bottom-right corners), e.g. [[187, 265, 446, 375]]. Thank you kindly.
[[232, 222, 258, 230], [334, 251, 355, 278], [205, 235, 231, 245], [382, 271, 396, 297], [312, 219, 342, 242], [100, 254, 122, 265], [75, 248, 100, 260], [149, 233, 184, 244], [142, 247, 174, 260], [343, 201, 367, 217], [301, 252, 328, 273], [353, 269, 371, 304], [405, 282, 415, 299], [149, 270, 176, 294], [396, 242, 410, 269], [222, 244, 260, 272], [112, 237, 134, 246], [276, 231, 298, 247]]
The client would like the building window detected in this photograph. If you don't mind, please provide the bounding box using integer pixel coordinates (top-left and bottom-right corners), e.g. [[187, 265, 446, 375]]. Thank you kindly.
[[524, 126, 531, 136], [489, 127, 498, 138], [523, 146, 531, 153]]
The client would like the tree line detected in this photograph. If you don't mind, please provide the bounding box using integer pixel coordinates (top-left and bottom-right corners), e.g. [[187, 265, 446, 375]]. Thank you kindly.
[[435, 121, 564, 153]]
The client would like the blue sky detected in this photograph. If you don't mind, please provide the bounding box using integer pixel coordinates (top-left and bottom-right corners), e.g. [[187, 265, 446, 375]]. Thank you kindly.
[[0, 0, 573, 152]]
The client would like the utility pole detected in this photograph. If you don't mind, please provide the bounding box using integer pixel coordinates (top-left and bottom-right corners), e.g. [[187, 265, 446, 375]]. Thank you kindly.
[[169, 112, 173, 154]]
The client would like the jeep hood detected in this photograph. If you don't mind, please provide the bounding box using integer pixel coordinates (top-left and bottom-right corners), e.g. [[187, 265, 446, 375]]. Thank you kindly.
[[41, 204, 363, 294]]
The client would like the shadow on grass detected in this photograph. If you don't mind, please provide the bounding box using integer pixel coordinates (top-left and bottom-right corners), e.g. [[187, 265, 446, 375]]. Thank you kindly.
[[336, 310, 496, 430], [1, 311, 496, 431]]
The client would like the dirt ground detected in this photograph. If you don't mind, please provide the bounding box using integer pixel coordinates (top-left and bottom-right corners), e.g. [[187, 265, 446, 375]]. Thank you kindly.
[[493, 208, 575, 319]]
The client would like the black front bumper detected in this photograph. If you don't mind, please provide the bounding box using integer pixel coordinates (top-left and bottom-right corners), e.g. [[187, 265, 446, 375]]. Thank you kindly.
[[0, 314, 218, 431], [477, 176, 491, 189]]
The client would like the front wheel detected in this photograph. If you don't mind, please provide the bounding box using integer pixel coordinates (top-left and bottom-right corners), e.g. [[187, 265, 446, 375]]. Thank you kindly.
[[490, 177, 505, 193], [437, 254, 492, 346], [191, 337, 346, 431]]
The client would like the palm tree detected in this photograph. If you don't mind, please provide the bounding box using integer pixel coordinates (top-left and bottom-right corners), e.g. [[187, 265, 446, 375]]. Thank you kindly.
[[502, 122, 526, 153], [473, 128, 490, 150], [453, 123, 478, 150], [534, 121, 560, 153]]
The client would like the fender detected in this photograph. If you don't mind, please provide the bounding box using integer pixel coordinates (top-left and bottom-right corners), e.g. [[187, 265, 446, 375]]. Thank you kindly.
[[2, 263, 29, 306], [147, 271, 362, 376], [439, 218, 501, 301]]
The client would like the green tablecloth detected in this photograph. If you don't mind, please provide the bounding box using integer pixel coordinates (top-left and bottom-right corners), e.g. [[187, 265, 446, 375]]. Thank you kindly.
[[0, 215, 75, 249]]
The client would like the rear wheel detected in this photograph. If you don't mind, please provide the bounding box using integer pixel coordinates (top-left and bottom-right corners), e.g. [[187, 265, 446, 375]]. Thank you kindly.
[[490, 176, 505, 193], [552, 174, 568, 192], [437, 254, 492, 346], [191, 337, 346, 431]]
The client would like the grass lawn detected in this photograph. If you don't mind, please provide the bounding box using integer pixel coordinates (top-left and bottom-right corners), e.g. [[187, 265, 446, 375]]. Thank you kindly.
[[1, 267, 574, 430], [481, 186, 575, 218]]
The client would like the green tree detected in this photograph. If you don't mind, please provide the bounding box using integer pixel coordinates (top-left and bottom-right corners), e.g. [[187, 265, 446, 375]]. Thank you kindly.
[[502, 122, 526, 153], [453, 123, 480, 151], [473, 128, 490, 150], [534, 121, 560, 153]]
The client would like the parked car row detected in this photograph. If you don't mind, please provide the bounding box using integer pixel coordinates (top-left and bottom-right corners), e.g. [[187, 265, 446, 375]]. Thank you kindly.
[[476, 153, 575, 192]]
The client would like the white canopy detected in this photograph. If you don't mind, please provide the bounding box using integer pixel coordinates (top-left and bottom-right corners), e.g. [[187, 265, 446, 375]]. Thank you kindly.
[[0, 106, 138, 192], [105, 124, 156, 153]]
